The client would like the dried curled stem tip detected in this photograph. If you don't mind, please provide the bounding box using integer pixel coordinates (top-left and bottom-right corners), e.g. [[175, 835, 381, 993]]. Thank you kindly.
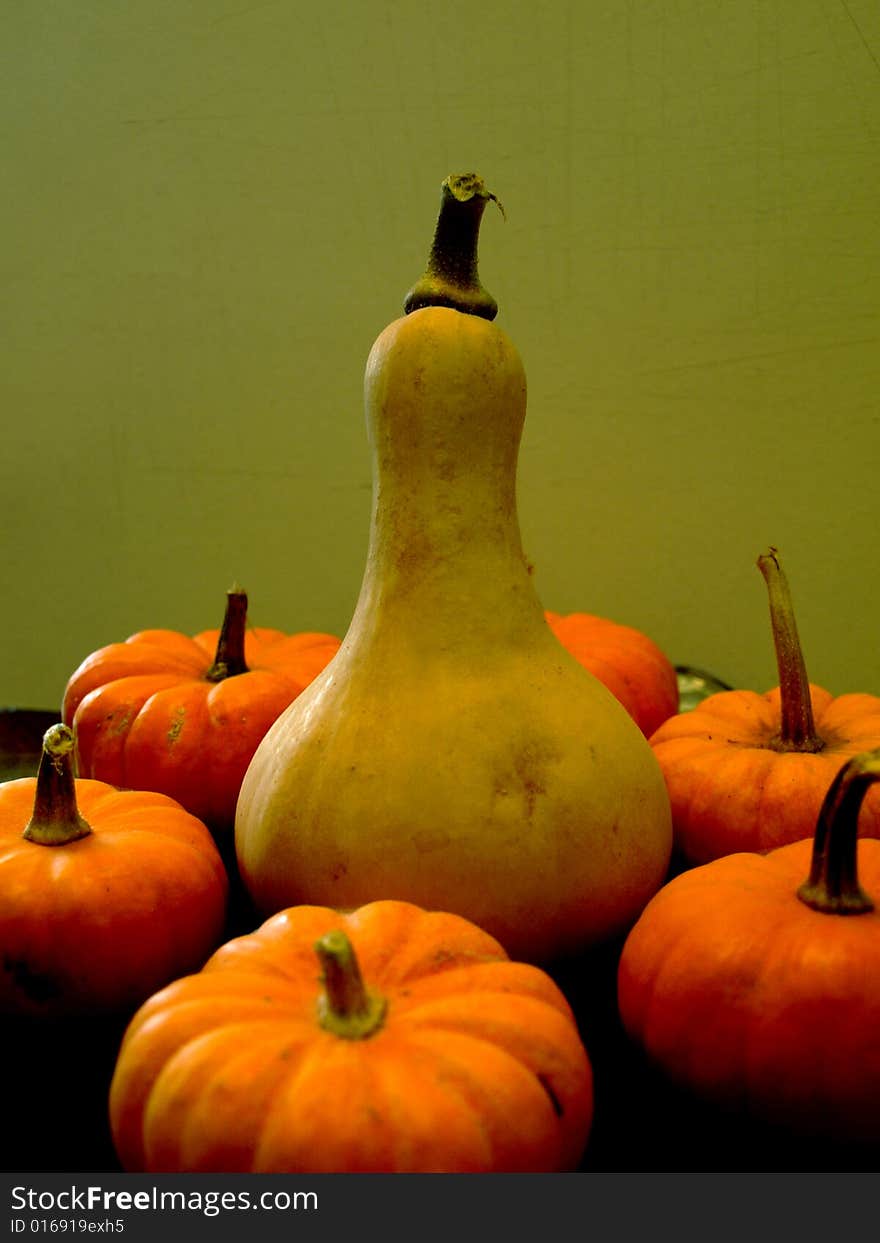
[[404, 172, 503, 321], [43, 723, 76, 760], [444, 172, 506, 219]]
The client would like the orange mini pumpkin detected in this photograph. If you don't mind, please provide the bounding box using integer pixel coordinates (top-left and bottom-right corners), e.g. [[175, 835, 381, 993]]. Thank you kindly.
[[649, 548, 880, 864], [618, 748, 880, 1144], [109, 899, 593, 1173], [545, 610, 679, 737], [0, 724, 228, 1017], [62, 587, 341, 833]]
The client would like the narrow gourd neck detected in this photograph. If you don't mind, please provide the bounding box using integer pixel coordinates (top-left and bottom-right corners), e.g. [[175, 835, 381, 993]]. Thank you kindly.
[[347, 172, 545, 649], [350, 309, 544, 646]]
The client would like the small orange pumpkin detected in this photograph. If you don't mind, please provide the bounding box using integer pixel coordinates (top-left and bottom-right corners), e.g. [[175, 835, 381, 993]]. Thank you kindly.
[[618, 748, 880, 1143], [545, 609, 679, 737], [649, 548, 880, 863], [0, 724, 228, 1017], [109, 899, 593, 1173], [62, 587, 341, 834]]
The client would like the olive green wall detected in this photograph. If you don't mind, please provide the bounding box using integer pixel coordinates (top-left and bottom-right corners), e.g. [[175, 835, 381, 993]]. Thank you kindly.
[[4, 1, 879, 708]]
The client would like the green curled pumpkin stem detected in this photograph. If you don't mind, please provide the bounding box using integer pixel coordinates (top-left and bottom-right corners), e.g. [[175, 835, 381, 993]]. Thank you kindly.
[[205, 585, 250, 682], [23, 724, 93, 846], [757, 548, 824, 754], [314, 929, 388, 1040], [403, 173, 503, 321], [797, 749, 879, 915]]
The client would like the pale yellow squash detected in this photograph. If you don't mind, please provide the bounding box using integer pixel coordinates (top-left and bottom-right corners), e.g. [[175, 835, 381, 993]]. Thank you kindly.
[[235, 175, 672, 963]]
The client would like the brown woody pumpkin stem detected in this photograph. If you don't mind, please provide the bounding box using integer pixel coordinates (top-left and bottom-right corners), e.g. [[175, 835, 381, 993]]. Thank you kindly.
[[797, 749, 879, 915], [757, 548, 824, 754], [314, 929, 388, 1040], [403, 173, 503, 321], [205, 585, 250, 682], [22, 724, 92, 846]]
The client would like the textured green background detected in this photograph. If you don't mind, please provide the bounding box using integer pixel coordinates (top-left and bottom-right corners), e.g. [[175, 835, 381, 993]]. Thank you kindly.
[[4, 1, 879, 707]]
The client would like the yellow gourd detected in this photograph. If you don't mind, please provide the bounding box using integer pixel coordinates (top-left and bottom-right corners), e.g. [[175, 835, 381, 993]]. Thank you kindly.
[[235, 174, 672, 963]]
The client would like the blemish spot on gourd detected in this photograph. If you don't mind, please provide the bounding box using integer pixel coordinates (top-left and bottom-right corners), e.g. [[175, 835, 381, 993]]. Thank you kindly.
[[394, 524, 437, 576], [435, 456, 458, 484], [3, 955, 62, 1004], [108, 709, 133, 737], [520, 778, 544, 818], [493, 737, 558, 820], [167, 707, 186, 745], [429, 947, 465, 971]]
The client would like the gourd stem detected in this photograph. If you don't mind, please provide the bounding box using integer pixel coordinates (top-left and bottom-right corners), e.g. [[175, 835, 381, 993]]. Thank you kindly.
[[797, 749, 879, 914], [757, 549, 823, 753], [403, 173, 502, 321], [22, 724, 92, 846], [315, 930, 387, 1040], [205, 585, 250, 682]]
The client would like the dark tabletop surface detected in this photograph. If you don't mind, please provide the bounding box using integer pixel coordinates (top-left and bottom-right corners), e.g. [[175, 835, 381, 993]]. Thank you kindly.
[[2, 708, 877, 1176]]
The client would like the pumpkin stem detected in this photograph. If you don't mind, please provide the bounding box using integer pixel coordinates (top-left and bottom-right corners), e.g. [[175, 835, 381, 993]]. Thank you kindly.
[[757, 548, 824, 754], [403, 173, 503, 321], [315, 929, 388, 1040], [205, 585, 250, 682], [22, 724, 93, 846], [797, 749, 879, 915]]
